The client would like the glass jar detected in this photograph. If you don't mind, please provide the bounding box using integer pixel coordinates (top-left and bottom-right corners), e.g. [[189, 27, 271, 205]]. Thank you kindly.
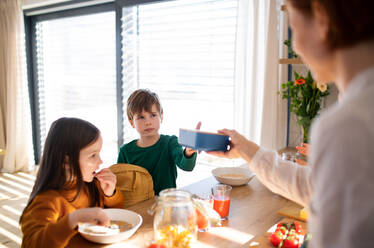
[[154, 188, 197, 248], [281, 151, 299, 162]]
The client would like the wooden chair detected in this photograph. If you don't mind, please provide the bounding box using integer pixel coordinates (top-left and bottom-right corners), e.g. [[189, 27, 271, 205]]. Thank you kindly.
[[109, 163, 155, 208]]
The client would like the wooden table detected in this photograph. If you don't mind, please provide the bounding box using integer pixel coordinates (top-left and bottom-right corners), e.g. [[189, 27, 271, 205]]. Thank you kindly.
[[69, 176, 303, 247]]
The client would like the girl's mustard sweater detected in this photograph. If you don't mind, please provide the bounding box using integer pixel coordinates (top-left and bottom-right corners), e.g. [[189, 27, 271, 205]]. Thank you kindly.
[[20, 182, 124, 248]]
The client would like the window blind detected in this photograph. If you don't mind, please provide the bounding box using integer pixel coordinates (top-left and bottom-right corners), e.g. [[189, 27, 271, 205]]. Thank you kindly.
[[34, 11, 118, 165], [121, 0, 239, 144]]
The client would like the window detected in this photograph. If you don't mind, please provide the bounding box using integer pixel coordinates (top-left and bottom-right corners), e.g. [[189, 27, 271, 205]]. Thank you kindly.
[[33, 11, 117, 164], [121, 0, 238, 165], [27, 0, 239, 166]]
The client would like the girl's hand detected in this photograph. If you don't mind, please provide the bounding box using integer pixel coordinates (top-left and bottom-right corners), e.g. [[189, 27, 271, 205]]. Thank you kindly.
[[207, 129, 259, 163], [95, 168, 116, 197], [68, 207, 110, 230], [185, 121, 202, 157]]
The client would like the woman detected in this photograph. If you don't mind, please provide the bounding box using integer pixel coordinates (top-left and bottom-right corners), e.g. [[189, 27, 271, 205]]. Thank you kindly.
[[210, 0, 374, 247]]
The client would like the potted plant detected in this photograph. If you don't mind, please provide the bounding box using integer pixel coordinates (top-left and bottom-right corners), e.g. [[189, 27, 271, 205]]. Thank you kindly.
[[279, 39, 329, 143]]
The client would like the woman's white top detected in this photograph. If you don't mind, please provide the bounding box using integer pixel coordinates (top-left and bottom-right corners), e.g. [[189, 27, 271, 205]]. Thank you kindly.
[[249, 65, 374, 248]]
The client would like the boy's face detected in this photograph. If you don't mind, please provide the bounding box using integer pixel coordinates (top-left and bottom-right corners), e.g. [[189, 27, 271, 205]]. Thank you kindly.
[[130, 104, 163, 138], [79, 135, 103, 182]]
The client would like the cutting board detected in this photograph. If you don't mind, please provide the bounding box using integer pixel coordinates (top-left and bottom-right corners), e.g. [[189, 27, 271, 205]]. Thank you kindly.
[[248, 218, 308, 247], [276, 206, 308, 222]]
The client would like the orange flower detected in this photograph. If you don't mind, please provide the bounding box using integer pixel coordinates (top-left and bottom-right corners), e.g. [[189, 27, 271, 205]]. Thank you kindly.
[[295, 78, 306, 85]]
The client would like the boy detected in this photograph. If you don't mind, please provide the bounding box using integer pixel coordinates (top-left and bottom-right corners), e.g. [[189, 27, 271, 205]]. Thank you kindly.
[[117, 89, 200, 195]]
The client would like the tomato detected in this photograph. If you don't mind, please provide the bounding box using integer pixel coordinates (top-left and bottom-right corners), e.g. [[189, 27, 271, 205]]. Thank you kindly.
[[269, 230, 284, 246], [282, 234, 299, 248], [271, 221, 303, 248], [290, 221, 302, 234], [196, 209, 209, 229], [147, 243, 167, 248], [276, 226, 288, 235], [288, 229, 296, 236], [277, 222, 289, 230]]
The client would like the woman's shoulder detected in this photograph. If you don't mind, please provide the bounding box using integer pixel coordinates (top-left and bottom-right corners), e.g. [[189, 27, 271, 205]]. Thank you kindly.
[[311, 92, 373, 170], [313, 94, 373, 139]]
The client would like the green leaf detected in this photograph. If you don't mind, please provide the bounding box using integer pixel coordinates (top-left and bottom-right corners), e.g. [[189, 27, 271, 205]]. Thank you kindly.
[[305, 84, 313, 98], [307, 70, 313, 82], [283, 39, 298, 58], [294, 71, 300, 79]]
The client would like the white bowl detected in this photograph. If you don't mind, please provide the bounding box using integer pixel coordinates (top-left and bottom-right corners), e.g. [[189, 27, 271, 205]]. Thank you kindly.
[[78, 208, 142, 244], [212, 167, 254, 186]]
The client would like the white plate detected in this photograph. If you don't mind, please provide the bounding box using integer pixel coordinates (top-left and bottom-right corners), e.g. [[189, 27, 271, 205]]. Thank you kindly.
[[212, 167, 255, 186], [78, 208, 142, 244]]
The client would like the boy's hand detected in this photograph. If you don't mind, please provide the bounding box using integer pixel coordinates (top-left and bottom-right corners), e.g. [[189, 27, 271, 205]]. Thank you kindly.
[[95, 168, 117, 197], [185, 121, 202, 157]]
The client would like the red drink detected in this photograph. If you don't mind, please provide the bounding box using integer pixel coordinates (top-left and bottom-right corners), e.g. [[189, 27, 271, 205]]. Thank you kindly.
[[196, 209, 209, 230], [213, 195, 231, 219]]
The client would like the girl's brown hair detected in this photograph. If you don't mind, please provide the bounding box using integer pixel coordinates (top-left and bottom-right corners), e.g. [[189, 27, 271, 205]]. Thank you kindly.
[[20, 117, 101, 222], [127, 89, 163, 121], [288, 0, 374, 49]]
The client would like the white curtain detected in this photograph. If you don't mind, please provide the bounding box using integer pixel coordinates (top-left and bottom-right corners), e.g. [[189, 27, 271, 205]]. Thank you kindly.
[[234, 0, 287, 150], [0, 0, 33, 172]]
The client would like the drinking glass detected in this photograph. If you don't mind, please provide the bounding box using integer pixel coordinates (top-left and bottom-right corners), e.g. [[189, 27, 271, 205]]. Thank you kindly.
[[211, 184, 232, 220], [281, 152, 298, 162], [194, 193, 213, 232]]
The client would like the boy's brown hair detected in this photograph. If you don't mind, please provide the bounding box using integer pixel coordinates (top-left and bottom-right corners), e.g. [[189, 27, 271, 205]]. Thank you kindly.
[[126, 89, 163, 121]]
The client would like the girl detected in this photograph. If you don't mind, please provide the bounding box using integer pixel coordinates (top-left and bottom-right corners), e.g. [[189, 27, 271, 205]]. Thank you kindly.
[[20, 117, 124, 247]]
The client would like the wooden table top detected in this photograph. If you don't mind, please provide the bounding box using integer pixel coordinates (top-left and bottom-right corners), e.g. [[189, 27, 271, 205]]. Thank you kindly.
[[69, 176, 303, 248]]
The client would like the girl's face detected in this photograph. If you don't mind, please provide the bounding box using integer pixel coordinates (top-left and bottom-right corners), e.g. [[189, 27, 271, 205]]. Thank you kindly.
[[79, 134, 103, 182], [130, 104, 163, 138], [286, 1, 335, 84]]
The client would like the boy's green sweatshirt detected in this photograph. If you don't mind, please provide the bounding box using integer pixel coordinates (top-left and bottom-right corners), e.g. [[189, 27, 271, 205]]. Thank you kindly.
[[117, 134, 197, 195]]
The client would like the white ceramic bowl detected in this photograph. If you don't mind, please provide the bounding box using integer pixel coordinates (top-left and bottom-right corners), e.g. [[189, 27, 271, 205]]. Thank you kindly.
[[78, 208, 142, 244], [212, 167, 254, 186]]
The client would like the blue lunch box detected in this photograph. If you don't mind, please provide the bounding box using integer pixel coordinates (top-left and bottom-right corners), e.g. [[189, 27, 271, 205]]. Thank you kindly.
[[178, 129, 229, 151]]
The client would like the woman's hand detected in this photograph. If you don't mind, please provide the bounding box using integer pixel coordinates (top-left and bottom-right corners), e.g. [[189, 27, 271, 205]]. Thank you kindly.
[[185, 121, 202, 157], [95, 168, 116, 197], [296, 143, 309, 166], [68, 207, 110, 230], [296, 143, 309, 156], [207, 129, 259, 163]]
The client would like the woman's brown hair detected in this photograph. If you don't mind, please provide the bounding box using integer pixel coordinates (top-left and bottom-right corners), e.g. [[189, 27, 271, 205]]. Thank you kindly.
[[287, 0, 374, 49]]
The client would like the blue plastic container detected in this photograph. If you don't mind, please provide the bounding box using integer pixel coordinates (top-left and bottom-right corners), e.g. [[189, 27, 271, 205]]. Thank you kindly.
[[178, 129, 229, 151]]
